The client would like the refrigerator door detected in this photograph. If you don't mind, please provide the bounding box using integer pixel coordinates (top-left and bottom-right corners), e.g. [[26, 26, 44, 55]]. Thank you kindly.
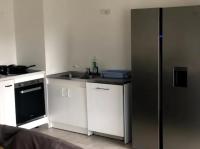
[[131, 9, 160, 149], [163, 6, 200, 149]]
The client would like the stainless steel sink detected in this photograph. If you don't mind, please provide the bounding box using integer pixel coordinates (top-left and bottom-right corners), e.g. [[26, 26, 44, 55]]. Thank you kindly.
[[59, 71, 90, 80]]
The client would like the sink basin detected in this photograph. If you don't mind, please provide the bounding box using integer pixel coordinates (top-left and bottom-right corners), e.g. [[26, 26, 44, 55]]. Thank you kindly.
[[59, 71, 90, 80]]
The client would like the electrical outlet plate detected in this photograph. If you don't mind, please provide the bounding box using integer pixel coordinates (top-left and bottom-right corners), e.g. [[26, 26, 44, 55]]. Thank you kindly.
[[100, 9, 111, 15]]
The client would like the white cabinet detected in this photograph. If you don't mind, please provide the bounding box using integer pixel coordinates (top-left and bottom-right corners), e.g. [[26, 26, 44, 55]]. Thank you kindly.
[[47, 79, 89, 134], [0, 80, 16, 126], [86, 82, 131, 143]]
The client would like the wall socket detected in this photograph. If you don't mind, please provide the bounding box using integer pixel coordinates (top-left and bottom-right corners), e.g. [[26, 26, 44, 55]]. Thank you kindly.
[[100, 9, 111, 15], [72, 64, 80, 68]]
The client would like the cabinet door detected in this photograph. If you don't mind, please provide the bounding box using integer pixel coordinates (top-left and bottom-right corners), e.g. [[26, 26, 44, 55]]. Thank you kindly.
[[48, 79, 87, 128], [0, 80, 16, 126], [163, 6, 200, 149], [131, 8, 160, 149], [86, 83, 124, 137]]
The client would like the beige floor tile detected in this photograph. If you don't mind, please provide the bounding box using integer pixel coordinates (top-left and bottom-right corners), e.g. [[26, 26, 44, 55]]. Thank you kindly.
[[34, 125, 132, 149]]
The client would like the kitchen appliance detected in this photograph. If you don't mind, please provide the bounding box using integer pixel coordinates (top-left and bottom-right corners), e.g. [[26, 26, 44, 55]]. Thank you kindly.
[[15, 79, 45, 125], [131, 6, 200, 149]]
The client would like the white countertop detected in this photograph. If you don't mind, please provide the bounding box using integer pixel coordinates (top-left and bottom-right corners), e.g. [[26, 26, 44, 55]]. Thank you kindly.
[[0, 70, 45, 83]]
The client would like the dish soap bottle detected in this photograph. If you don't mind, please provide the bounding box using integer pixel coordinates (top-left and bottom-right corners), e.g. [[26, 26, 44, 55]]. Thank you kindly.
[[92, 57, 99, 75]]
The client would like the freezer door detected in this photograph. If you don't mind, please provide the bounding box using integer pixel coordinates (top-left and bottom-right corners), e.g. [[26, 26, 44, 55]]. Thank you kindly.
[[131, 9, 160, 149], [163, 6, 200, 149]]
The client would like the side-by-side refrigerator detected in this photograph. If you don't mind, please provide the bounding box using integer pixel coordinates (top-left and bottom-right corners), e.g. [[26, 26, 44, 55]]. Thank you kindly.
[[131, 6, 200, 149]]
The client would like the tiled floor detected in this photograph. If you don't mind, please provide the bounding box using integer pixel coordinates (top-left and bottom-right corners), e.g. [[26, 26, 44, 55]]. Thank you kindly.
[[34, 125, 132, 149]]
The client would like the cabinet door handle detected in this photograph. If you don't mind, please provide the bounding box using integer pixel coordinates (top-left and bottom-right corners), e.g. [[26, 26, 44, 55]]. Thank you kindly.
[[62, 88, 71, 98], [5, 85, 12, 88], [20, 87, 42, 94], [67, 89, 71, 98], [95, 87, 110, 91]]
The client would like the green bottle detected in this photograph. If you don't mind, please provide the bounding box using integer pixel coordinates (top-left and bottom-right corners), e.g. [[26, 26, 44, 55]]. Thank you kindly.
[[92, 57, 98, 75]]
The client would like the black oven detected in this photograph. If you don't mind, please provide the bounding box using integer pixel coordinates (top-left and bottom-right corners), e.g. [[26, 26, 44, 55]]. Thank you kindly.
[[15, 79, 46, 125]]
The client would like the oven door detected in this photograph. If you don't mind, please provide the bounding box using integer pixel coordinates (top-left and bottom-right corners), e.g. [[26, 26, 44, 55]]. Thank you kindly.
[[15, 81, 45, 125]]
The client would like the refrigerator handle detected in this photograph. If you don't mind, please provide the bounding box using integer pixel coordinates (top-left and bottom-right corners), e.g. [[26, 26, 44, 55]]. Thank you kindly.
[[173, 67, 187, 88]]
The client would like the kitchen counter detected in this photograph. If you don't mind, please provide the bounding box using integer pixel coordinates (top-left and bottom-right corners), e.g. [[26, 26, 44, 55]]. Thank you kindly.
[[0, 70, 45, 82], [47, 72, 131, 85], [0, 69, 47, 129], [47, 72, 87, 82]]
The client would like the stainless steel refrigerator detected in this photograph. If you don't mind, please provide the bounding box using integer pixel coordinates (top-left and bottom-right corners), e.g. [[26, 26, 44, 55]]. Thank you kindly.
[[131, 6, 200, 149]]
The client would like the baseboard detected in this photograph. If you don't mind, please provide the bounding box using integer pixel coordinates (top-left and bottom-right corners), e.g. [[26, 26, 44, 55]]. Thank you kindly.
[[49, 122, 90, 135], [18, 117, 48, 129]]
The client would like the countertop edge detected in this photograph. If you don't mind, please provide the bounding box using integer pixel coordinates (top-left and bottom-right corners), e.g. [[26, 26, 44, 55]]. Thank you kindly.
[[47, 73, 131, 85], [0, 70, 45, 82]]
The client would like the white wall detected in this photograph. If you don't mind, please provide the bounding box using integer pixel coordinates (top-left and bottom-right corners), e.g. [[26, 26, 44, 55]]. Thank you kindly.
[[43, 0, 69, 75], [64, 0, 131, 71], [13, 0, 45, 70], [130, 0, 200, 9], [45, 0, 200, 73], [7, 0, 200, 73], [0, 0, 16, 65]]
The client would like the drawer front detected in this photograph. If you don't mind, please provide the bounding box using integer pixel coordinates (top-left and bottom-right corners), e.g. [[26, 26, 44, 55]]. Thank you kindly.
[[86, 83, 124, 137]]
